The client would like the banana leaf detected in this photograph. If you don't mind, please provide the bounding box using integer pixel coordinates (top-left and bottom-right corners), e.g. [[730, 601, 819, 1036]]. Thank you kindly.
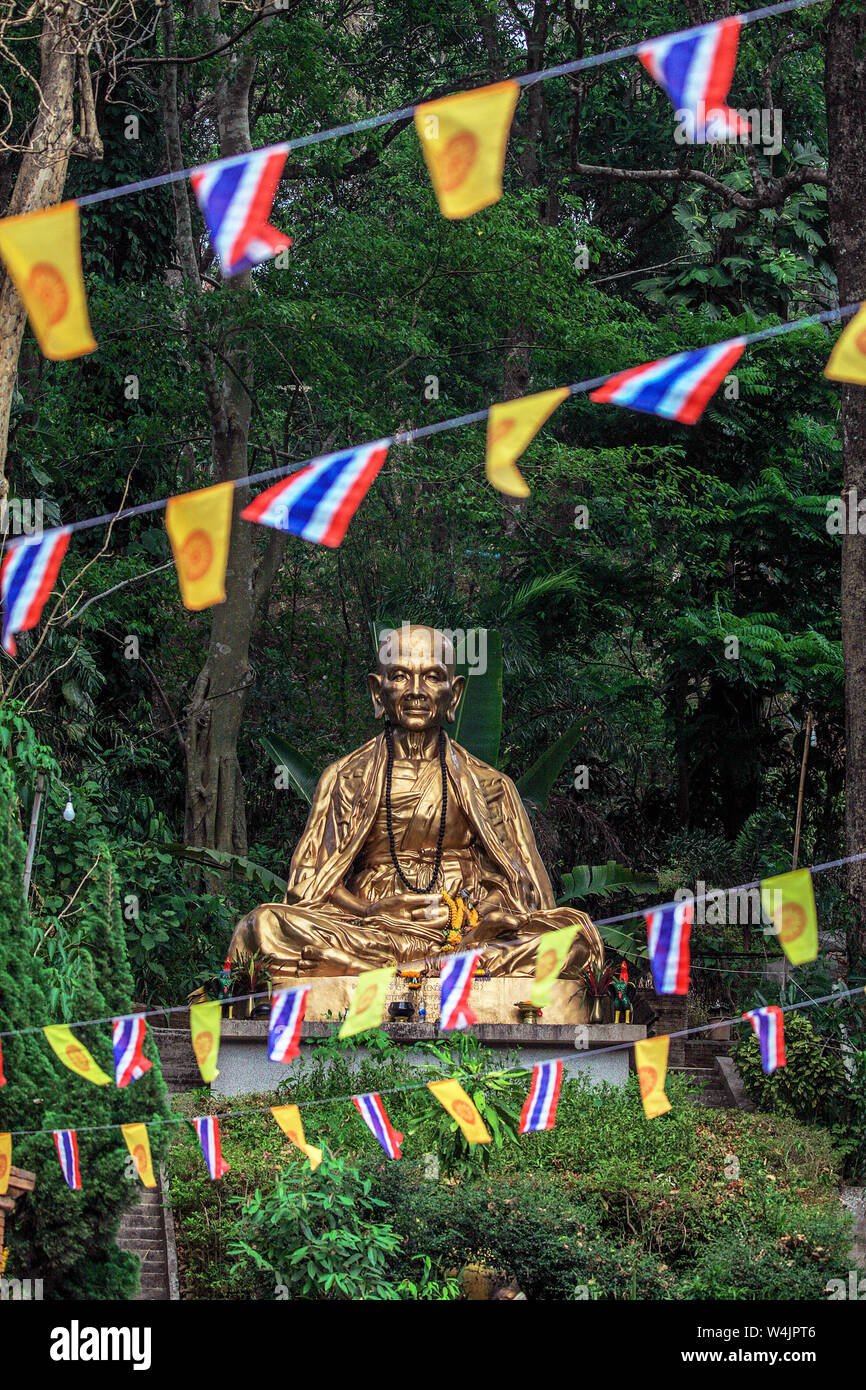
[[558, 860, 657, 904], [453, 628, 502, 766], [516, 718, 586, 811], [259, 733, 319, 806], [163, 843, 288, 898]]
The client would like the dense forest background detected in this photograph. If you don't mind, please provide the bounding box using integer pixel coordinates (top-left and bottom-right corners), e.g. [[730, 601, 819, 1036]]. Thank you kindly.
[[0, 0, 863, 1013]]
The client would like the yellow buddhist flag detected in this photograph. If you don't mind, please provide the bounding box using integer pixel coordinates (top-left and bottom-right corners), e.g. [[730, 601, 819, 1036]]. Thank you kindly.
[[271, 1105, 323, 1171], [338, 967, 393, 1039], [486, 388, 569, 497], [825, 304, 866, 385], [0, 1132, 11, 1196], [0, 201, 96, 359], [414, 80, 520, 220], [428, 1078, 491, 1143], [189, 1001, 221, 1083], [760, 868, 818, 966], [43, 1025, 111, 1085], [121, 1123, 156, 1188], [165, 481, 233, 611], [635, 1035, 672, 1119], [530, 922, 581, 1008]]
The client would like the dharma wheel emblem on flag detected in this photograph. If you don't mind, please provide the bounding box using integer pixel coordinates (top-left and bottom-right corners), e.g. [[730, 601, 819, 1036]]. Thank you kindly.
[[133, 1146, 148, 1175], [535, 947, 557, 982], [193, 1030, 214, 1063], [437, 132, 479, 191], [778, 903, 806, 943], [638, 1065, 658, 1092], [66, 1044, 90, 1071], [453, 1099, 476, 1126], [179, 530, 214, 582], [27, 262, 69, 325], [0, 1153, 7, 1180]]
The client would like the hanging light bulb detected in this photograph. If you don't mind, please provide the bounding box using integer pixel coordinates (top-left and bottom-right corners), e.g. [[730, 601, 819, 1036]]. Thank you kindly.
[[63, 799, 75, 822]]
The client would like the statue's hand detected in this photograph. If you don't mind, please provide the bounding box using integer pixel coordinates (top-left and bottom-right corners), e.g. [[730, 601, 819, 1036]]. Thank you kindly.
[[467, 897, 521, 942], [364, 892, 450, 929]]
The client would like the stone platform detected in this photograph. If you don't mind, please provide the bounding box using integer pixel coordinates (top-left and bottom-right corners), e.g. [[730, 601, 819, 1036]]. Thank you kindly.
[[212, 1019, 646, 1098]]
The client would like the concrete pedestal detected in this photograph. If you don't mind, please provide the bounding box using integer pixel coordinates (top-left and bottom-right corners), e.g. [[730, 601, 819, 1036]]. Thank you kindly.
[[211, 1019, 646, 1098]]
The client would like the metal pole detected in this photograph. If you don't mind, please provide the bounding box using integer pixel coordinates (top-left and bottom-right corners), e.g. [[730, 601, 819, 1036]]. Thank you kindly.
[[23, 772, 45, 898]]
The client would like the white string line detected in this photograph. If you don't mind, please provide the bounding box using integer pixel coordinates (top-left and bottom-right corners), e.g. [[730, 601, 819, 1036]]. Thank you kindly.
[[70, 0, 822, 213], [0, 300, 856, 563], [1, 844, 862, 1043], [4, 982, 862, 1140]]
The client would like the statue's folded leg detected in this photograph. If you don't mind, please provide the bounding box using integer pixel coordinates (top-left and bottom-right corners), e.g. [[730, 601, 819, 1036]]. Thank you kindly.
[[482, 907, 604, 977], [229, 902, 445, 982]]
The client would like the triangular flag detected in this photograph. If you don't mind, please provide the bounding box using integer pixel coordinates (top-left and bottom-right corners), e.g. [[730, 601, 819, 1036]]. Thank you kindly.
[[0, 1132, 10, 1195], [54, 1129, 82, 1189], [352, 1093, 403, 1159], [165, 481, 234, 611], [112, 1015, 152, 1088], [1, 527, 72, 657], [427, 1078, 491, 1143], [414, 80, 520, 219], [43, 1025, 111, 1085], [271, 1104, 323, 1171], [519, 1060, 563, 1134], [530, 922, 581, 1008], [485, 388, 569, 497], [242, 442, 389, 548], [743, 1005, 786, 1075], [634, 1035, 672, 1119], [0, 201, 96, 359], [760, 868, 818, 965], [190, 149, 292, 277], [189, 1001, 221, 1083], [121, 1123, 157, 1188], [590, 341, 745, 424], [338, 967, 393, 1039], [0, 1037, 6, 1087], [824, 304, 866, 385], [645, 900, 692, 995], [268, 986, 310, 1063], [193, 1116, 230, 1180], [638, 18, 750, 144], [439, 951, 479, 1031]]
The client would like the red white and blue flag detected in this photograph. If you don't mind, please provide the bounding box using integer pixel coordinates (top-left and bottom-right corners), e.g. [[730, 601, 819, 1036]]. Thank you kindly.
[[1, 527, 71, 656], [743, 1005, 786, 1074], [590, 340, 745, 425], [638, 18, 750, 143], [193, 1116, 230, 1180], [190, 148, 292, 277], [439, 950, 480, 1031], [645, 900, 693, 995], [112, 1016, 152, 1088], [54, 1129, 81, 1190], [268, 986, 310, 1065], [242, 441, 389, 548], [519, 1061, 563, 1134], [352, 1092, 404, 1159]]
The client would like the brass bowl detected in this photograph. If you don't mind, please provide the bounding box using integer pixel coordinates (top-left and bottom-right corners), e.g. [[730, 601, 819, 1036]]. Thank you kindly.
[[516, 1000, 542, 1022]]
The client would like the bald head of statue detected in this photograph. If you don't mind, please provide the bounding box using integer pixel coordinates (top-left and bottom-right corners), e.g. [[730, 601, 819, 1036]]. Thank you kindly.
[[367, 623, 466, 733]]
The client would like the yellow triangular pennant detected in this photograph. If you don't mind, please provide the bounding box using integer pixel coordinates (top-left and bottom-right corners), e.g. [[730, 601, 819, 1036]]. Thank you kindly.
[[414, 80, 520, 220], [634, 1035, 671, 1119], [271, 1105, 323, 1171], [825, 304, 866, 385], [0, 201, 96, 359], [43, 1025, 111, 1085], [338, 967, 393, 1039], [486, 388, 569, 496], [427, 1078, 491, 1143], [121, 1123, 156, 1188], [165, 481, 234, 611], [0, 1132, 10, 1195], [529, 922, 581, 1008], [189, 1001, 221, 1083], [759, 868, 818, 966]]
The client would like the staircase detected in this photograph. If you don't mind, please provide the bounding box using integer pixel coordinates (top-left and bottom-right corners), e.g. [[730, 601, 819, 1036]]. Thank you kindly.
[[671, 1039, 738, 1109], [117, 1167, 178, 1302], [150, 1026, 202, 1093]]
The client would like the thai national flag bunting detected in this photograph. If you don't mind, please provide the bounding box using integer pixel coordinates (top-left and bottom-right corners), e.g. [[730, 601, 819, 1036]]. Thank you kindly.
[[112, 1016, 152, 1088], [439, 950, 480, 1031], [638, 18, 750, 143], [242, 441, 389, 548], [519, 1061, 563, 1134], [352, 1092, 404, 1159], [268, 986, 310, 1064], [193, 1116, 230, 1180], [1, 527, 71, 655], [743, 1005, 786, 1074], [54, 1129, 81, 1190], [190, 149, 292, 276], [645, 900, 693, 995], [590, 340, 745, 425]]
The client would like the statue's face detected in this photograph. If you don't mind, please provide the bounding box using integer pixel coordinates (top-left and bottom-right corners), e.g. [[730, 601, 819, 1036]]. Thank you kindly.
[[368, 625, 465, 731]]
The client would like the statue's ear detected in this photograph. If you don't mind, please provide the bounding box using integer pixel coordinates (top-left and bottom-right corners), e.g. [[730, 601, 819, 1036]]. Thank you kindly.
[[446, 673, 466, 723], [367, 672, 385, 718]]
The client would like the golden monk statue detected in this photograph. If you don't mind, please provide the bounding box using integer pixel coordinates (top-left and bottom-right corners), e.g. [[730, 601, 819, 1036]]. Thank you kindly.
[[230, 625, 604, 988]]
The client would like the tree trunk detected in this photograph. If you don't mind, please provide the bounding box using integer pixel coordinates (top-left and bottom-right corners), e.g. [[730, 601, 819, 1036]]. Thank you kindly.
[[0, 1, 84, 497], [825, 0, 866, 952]]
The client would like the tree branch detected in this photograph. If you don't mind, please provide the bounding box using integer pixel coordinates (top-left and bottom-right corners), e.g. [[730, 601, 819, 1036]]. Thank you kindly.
[[571, 158, 827, 210]]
